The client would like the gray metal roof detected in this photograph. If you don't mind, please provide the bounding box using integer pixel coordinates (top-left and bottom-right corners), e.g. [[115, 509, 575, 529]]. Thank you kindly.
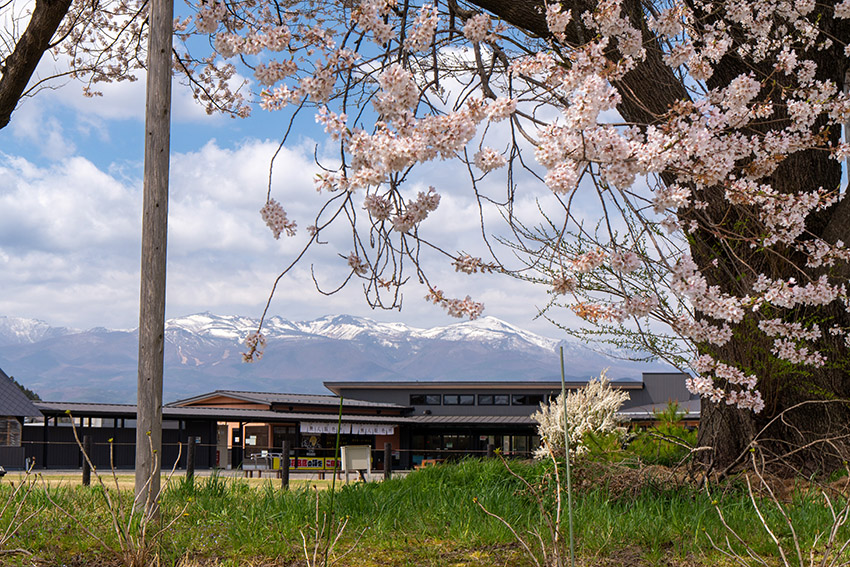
[[166, 390, 406, 409], [0, 368, 42, 418], [34, 401, 413, 424], [413, 414, 537, 425]]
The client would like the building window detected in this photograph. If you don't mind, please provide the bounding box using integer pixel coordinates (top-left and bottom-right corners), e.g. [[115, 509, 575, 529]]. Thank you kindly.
[[511, 394, 545, 406], [443, 394, 475, 405], [410, 394, 442, 405], [478, 394, 510, 405], [0, 417, 22, 446]]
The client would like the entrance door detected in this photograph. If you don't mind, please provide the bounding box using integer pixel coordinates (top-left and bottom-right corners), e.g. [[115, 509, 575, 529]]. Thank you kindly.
[[231, 426, 243, 469]]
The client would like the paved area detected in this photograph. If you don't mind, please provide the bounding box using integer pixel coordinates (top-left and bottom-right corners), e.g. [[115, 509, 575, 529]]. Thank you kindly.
[[3, 467, 411, 482]]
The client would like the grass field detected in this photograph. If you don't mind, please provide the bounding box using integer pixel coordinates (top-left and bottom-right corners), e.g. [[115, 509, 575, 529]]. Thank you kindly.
[[1, 458, 849, 566]]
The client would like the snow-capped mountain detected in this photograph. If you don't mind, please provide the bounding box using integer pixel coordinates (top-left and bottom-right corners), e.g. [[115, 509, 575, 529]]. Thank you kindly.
[[0, 313, 665, 404], [0, 316, 77, 346]]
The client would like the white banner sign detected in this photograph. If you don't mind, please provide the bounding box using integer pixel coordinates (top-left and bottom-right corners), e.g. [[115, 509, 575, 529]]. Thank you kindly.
[[300, 422, 395, 436]]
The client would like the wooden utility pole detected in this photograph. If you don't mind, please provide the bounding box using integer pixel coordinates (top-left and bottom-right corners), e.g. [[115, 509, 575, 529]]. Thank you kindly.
[[135, 0, 173, 515]]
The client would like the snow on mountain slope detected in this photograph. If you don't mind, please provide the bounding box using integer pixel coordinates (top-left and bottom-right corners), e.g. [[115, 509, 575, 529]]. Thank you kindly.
[[417, 317, 560, 351], [0, 316, 77, 345], [0, 312, 666, 403], [162, 312, 557, 351]]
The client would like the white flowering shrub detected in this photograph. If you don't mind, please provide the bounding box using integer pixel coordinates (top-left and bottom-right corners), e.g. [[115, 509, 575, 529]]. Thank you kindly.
[[533, 372, 630, 459]]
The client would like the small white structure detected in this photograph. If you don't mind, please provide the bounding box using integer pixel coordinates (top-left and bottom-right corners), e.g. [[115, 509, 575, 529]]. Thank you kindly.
[[341, 445, 371, 482]]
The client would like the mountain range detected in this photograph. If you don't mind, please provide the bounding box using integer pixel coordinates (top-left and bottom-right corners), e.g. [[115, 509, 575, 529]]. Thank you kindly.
[[0, 313, 667, 404]]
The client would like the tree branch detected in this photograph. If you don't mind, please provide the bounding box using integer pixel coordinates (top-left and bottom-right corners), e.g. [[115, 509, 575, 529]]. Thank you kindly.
[[0, 0, 72, 129]]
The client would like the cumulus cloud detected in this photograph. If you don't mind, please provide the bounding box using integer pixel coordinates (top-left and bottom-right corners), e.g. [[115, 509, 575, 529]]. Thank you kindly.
[[0, 135, 560, 336]]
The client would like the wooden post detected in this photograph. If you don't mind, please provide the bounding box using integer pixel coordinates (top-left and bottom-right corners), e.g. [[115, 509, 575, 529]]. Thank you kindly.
[[82, 435, 92, 486], [186, 437, 195, 481], [487, 443, 495, 459], [383, 442, 392, 480], [135, 0, 173, 516], [280, 440, 290, 490]]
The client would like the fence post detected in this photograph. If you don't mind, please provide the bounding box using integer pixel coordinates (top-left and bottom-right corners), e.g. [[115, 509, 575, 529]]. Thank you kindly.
[[82, 435, 92, 486], [281, 440, 290, 490], [187, 437, 196, 481], [487, 443, 495, 459], [384, 443, 392, 480]]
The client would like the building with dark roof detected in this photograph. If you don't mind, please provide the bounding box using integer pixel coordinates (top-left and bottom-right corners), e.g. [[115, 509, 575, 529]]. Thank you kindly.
[[21, 372, 695, 471], [0, 367, 42, 469], [326, 373, 697, 466]]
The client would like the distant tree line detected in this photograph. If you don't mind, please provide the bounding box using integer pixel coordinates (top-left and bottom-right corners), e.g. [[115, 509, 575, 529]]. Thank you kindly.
[[11, 376, 40, 401]]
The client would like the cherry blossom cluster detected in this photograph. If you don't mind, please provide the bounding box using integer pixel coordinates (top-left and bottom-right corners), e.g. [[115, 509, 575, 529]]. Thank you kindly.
[[340, 98, 498, 191], [552, 273, 578, 295], [241, 331, 266, 363], [473, 148, 507, 173], [452, 255, 496, 275], [363, 194, 394, 221], [609, 251, 641, 274], [671, 257, 744, 323], [347, 254, 369, 276], [689, 355, 763, 412], [356, 0, 396, 46], [573, 249, 607, 274], [404, 4, 439, 53], [572, 296, 659, 324], [545, 3, 572, 43], [391, 188, 440, 233], [752, 275, 846, 310], [771, 339, 826, 367], [425, 289, 484, 320], [803, 239, 850, 269], [463, 13, 492, 43], [260, 199, 296, 239], [674, 316, 733, 347], [316, 107, 348, 140]]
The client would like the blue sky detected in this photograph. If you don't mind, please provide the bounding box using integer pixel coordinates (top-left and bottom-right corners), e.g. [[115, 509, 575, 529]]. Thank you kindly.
[[0, 63, 567, 337]]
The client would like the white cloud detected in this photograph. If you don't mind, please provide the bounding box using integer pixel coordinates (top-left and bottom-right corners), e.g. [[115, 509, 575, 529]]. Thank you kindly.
[[0, 123, 569, 338]]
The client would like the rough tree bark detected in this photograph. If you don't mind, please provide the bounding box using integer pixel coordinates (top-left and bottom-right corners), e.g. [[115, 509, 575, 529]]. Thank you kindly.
[[0, 0, 73, 129], [471, 0, 850, 471]]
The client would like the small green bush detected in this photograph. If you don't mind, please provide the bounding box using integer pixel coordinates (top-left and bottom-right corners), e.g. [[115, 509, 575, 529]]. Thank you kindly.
[[627, 401, 697, 466]]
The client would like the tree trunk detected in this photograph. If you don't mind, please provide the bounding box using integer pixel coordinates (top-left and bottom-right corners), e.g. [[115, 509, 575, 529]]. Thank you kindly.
[[471, 0, 850, 472], [698, 361, 850, 475]]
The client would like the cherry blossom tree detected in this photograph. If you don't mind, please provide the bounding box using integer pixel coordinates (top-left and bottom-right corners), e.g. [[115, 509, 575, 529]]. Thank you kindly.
[[7, 0, 850, 471], [203, 0, 850, 472]]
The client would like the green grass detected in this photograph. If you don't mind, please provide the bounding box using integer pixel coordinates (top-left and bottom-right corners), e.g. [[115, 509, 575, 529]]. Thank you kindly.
[[2, 459, 849, 566]]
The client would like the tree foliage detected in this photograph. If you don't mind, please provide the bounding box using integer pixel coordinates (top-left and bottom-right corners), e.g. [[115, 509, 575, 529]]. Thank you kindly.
[[10, 376, 40, 401]]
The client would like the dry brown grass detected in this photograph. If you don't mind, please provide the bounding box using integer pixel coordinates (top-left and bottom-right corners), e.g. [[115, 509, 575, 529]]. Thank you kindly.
[[4, 471, 338, 491]]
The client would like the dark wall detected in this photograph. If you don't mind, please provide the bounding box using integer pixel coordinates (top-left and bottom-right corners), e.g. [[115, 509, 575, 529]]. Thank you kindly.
[[22, 419, 218, 470], [0, 446, 25, 469]]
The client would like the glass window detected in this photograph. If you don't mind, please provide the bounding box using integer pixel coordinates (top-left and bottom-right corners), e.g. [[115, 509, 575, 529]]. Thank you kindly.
[[444, 394, 474, 405], [511, 394, 544, 406], [410, 394, 441, 405], [478, 394, 510, 405], [443, 434, 472, 450]]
